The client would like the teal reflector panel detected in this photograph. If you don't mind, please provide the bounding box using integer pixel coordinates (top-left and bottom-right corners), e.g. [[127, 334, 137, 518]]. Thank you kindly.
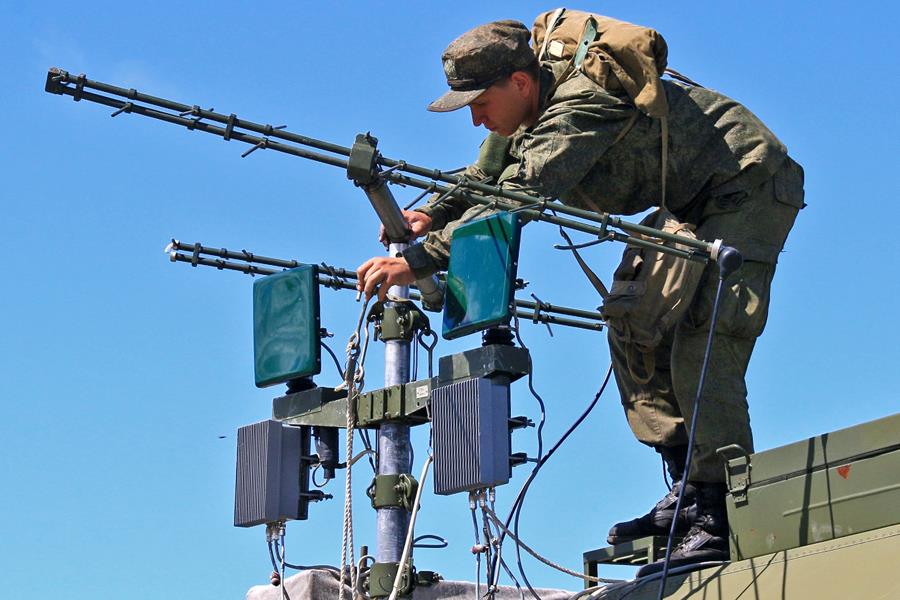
[[253, 265, 321, 388], [442, 212, 521, 340]]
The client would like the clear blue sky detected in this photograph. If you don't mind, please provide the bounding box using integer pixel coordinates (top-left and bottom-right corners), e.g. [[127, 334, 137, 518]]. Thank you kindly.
[[2, 1, 898, 597]]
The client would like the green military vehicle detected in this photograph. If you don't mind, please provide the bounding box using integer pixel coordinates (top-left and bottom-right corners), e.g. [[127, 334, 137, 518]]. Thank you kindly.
[[582, 412, 900, 599]]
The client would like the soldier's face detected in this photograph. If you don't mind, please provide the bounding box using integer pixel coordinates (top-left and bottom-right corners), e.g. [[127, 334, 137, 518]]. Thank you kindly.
[[468, 73, 535, 137]]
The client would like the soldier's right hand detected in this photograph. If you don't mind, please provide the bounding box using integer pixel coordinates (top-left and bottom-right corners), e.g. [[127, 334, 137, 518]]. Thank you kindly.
[[379, 210, 433, 246]]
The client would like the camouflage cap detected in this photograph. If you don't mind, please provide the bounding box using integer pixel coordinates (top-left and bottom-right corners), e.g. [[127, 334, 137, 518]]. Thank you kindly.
[[427, 20, 536, 113]]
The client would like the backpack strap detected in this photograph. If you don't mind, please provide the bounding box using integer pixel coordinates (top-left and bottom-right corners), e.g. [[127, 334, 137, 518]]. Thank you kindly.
[[664, 67, 703, 88], [557, 226, 609, 299], [557, 110, 638, 300], [538, 7, 567, 61], [660, 115, 668, 211], [544, 14, 599, 99], [573, 17, 598, 69]]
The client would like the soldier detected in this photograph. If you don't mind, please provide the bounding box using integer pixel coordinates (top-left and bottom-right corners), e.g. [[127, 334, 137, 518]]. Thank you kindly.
[[356, 18, 803, 573]]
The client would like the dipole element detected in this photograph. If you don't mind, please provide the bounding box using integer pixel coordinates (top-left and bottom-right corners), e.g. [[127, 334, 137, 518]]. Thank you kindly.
[[165, 239, 607, 333], [46, 67, 723, 264]]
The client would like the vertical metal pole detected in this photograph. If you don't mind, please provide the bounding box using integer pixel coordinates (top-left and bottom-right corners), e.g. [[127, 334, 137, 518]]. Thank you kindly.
[[376, 241, 412, 564], [347, 134, 423, 580]]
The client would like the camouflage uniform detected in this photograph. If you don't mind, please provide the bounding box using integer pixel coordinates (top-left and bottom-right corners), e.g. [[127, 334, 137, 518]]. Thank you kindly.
[[417, 64, 804, 483]]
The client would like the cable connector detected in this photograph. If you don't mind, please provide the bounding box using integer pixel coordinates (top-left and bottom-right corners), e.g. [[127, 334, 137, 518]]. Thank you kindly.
[[509, 452, 531, 468], [265, 521, 286, 543], [508, 416, 534, 430]]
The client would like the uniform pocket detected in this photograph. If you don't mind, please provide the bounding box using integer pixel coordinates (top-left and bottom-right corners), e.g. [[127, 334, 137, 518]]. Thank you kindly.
[[681, 261, 775, 340], [700, 189, 748, 219], [774, 157, 806, 209]]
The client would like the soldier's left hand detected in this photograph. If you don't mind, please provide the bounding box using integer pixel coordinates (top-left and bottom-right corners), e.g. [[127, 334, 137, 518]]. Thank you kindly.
[[378, 210, 433, 246]]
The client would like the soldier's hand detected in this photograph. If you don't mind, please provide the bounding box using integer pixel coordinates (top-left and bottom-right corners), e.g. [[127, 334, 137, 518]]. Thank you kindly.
[[356, 256, 416, 302], [379, 210, 433, 246]]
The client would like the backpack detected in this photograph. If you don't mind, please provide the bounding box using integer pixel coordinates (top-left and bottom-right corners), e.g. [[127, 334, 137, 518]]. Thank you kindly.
[[532, 9, 707, 383], [532, 8, 672, 117], [531, 7, 701, 203], [601, 209, 706, 384]]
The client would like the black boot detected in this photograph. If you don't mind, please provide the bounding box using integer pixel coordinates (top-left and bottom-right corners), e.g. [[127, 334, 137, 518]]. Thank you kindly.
[[607, 446, 695, 545], [636, 482, 730, 577]]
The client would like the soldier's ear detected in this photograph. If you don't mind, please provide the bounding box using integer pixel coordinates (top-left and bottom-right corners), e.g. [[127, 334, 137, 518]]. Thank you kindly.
[[509, 71, 534, 98]]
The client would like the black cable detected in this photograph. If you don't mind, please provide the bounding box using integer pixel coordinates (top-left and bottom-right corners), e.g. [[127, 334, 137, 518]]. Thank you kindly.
[[320, 340, 344, 375], [496, 551, 527, 600], [412, 534, 448, 549], [656, 247, 742, 600], [480, 498, 495, 589], [507, 365, 613, 596], [268, 539, 279, 572], [511, 316, 547, 461], [271, 537, 341, 573], [311, 464, 331, 488], [508, 317, 548, 598], [357, 429, 376, 472], [489, 494, 526, 600], [491, 365, 615, 594], [411, 332, 419, 381], [470, 502, 483, 597], [662, 454, 672, 492]]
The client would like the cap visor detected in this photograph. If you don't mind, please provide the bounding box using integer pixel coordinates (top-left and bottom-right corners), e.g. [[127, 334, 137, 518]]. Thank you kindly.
[[427, 88, 486, 113]]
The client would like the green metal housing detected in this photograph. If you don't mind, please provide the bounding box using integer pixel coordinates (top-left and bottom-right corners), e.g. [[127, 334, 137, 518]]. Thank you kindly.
[[253, 265, 321, 387], [442, 213, 522, 340], [585, 413, 900, 597], [724, 412, 900, 561], [585, 524, 900, 599], [437, 344, 530, 385]]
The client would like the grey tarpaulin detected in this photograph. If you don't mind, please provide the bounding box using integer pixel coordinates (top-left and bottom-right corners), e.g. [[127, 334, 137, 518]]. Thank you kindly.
[[246, 569, 575, 599]]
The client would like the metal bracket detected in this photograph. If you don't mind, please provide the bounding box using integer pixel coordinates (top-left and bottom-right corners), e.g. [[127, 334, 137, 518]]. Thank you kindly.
[[45, 67, 68, 94], [272, 346, 529, 428], [371, 301, 432, 342], [367, 473, 419, 510], [356, 377, 433, 426], [273, 377, 433, 429], [347, 132, 380, 186], [272, 386, 349, 428], [368, 560, 414, 598], [718, 443, 752, 504], [416, 571, 441, 586]]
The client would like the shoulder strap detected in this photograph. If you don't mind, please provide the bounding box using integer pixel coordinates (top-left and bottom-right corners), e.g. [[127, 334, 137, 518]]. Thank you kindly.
[[557, 227, 609, 299], [573, 17, 598, 69], [660, 116, 668, 211], [557, 110, 637, 300], [663, 67, 703, 88], [544, 14, 599, 98], [537, 7, 567, 61]]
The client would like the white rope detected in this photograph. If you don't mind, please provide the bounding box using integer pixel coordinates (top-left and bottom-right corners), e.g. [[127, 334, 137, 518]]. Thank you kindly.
[[387, 454, 434, 600], [338, 299, 371, 600]]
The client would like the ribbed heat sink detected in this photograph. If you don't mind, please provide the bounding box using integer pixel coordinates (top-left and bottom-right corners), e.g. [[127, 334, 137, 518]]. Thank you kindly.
[[234, 420, 305, 527], [432, 377, 511, 495]]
